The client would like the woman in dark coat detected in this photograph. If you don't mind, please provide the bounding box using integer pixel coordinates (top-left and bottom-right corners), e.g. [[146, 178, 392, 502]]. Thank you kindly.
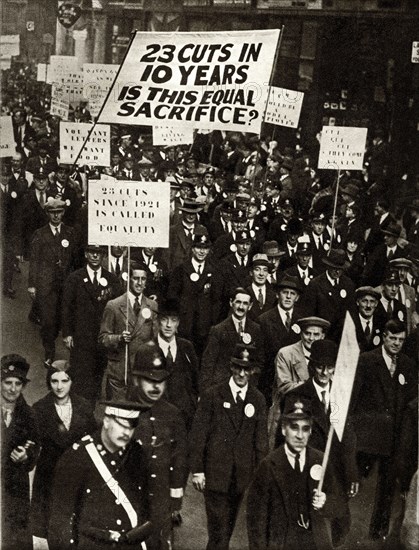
[[1, 354, 39, 550], [31, 359, 97, 539]]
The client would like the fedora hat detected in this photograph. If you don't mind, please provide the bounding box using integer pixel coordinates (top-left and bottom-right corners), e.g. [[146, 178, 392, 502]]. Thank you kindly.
[[322, 249, 349, 270], [262, 241, 285, 258], [275, 275, 303, 293]]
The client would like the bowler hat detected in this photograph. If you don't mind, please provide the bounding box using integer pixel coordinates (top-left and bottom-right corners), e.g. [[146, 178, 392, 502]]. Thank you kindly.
[[322, 249, 349, 270], [309, 339, 338, 365], [381, 222, 401, 238], [282, 396, 312, 420], [158, 299, 180, 318], [1, 354, 30, 382], [275, 275, 303, 293], [132, 342, 169, 382], [230, 343, 255, 369], [287, 218, 303, 236], [262, 241, 285, 258]]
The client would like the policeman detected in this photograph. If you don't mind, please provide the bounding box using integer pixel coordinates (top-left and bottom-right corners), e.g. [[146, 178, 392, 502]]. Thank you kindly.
[[48, 400, 151, 550]]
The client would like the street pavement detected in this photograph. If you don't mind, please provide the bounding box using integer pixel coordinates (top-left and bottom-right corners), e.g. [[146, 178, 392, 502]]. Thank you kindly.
[[2, 262, 404, 550]]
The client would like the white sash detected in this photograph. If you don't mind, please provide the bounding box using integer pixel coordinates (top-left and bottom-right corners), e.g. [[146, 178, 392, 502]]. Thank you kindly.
[[85, 442, 138, 528]]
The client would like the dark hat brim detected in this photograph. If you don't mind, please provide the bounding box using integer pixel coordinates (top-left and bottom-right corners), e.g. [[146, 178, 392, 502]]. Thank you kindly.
[[131, 369, 170, 382], [322, 257, 350, 270]]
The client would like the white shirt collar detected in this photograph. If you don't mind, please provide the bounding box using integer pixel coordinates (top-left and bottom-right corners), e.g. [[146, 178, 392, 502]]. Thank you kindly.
[[231, 314, 246, 333], [284, 443, 306, 470], [127, 290, 142, 309], [277, 305, 293, 326], [86, 264, 102, 283], [191, 258, 205, 273], [252, 283, 265, 300], [158, 334, 177, 360], [326, 272, 338, 286], [358, 314, 372, 330], [381, 346, 394, 371], [49, 223, 62, 234], [312, 378, 330, 408], [229, 376, 248, 401]]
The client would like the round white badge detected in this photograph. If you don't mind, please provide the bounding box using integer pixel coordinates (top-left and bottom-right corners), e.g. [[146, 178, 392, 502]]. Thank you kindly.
[[230, 244, 237, 253], [11, 191, 17, 199], [99, 277, 108, 287], [398, 310, 404, 321], [373, 335, 381, 346], [310, 464, 323, 481], [260, 204, 266, 212], [149, 264, 157, 273], [292, 324, 301, 334], [244, 404, 255, 418], [65, 199, 71, 206], [398, 373, 406, 386], [190, 273, 199, 282], [340, 289, 347, 299], [61, 239, 69, 248], [323, 243, 330, 251], [304, 277, 311, 286], [142, 307, 151, 319], [121, 272, 128, 281], [242, 333, 252, 344], [405, 298, 411, 309], [250, 230, 255, 238], [281, 224, 287, 231]]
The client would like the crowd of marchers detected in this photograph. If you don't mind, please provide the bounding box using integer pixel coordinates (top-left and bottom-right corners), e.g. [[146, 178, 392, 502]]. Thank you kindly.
[[1, 62, 418, 550]]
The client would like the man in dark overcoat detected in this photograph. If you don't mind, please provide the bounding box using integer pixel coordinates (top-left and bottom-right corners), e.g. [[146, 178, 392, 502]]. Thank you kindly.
[[61, 245, 120, 402], [247, 396, 346, 550], [190, 344, 268, 550], [28, 198, 77, 363]]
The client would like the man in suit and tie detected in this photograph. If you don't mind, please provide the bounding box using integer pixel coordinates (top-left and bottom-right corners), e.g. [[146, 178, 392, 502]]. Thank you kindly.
[[201, 287, 264, 393], [259, 275, 304, 405], [167, 199, 206, 271], [308, 211, 330, 273], [247, 396, 346, 550], [154, 299, 199, 432], [375, 269, 408, 331], [99, 261, 158, 400], [284, 239, 318, 288], [389, 257, 419, 333], [352, 320, 417, 540], [262, 240, 285, 286], [362, 221, 404, 287], [28, 198, 77, 364], [61, 245, 120, 402], [281, 340, 359, 546], [304, 249, 355, 341], [350, 286, 384, 352], [246, 253, 277, 322], [167, 232, 217, 356], [190, 343, 268, 550]]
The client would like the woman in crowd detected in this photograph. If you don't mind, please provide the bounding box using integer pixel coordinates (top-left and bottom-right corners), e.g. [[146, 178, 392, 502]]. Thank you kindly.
[[1, 354, 39, 550], [30, 359, 96, 540]]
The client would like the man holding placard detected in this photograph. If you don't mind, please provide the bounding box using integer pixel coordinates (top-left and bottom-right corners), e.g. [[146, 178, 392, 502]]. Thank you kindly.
[[99, 261, 158, 400]]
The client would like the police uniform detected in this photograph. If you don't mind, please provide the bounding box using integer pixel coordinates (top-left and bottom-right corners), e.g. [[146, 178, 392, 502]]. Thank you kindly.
[[48, 410, 150, 550]]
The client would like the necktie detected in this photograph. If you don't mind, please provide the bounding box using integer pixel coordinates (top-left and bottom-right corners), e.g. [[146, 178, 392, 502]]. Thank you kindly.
[[115, 258, 121, 276], [258, 288, 264, 309], [285, 311, 291, 331], [197, 264, 202, 275], [365, 321, 371, 341], [39, 191, 45, 206], [236, 390, 244, 405], [294, 452, 301, 474], [167, 345, 173, 365], [389, 356, 397, 377], [93, 271, 99, 289], [321, 390, 327, 411], [238, 321, 243, 335], [54, 227, 60, 240], [387, 300, 393, 318], [3, 409, 11, 428], [133, 297, 141, 317], [387, 249, 395, 261]]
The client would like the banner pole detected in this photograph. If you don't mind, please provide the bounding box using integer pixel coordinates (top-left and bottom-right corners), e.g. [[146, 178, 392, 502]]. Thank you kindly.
[[317, 424, 334, 494], [254, 26, 284, 194], [70, 29, 138, 172], [124, 245, 131, 386], [329, 168, 341, 253]]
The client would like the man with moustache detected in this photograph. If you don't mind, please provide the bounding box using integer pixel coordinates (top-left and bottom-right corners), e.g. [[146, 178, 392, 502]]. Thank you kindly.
[[201, 287, 264, 392], [190, 344, 268, 550], [350, 286, 384, 352], [48, 400, 152, 550], [128, 342, 187, 550], [99, 261, 158, 400]]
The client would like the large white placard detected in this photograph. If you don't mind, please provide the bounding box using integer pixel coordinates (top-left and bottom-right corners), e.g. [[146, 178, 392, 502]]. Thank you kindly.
[[153, 126, 194, 146], [48, 55, 80, 84], [60, 122, 110, 166], [412, 41, 419, 63], [318, 126, 367, 171], [37, 63, 49, 82], [83, 63, 119, 116], [97, 29, 281, 133], [264, 87, 304, 128], [50, 84, 70, 119], [0, 35, 20, 58], [0, 116, 16, 158], [88, 176, 170, 248]]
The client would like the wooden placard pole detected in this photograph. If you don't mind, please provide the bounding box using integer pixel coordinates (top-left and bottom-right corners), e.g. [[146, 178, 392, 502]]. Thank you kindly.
[[317, 424, 334, 494], [328, 168, 341, 252], [124, 245, 131, 386]]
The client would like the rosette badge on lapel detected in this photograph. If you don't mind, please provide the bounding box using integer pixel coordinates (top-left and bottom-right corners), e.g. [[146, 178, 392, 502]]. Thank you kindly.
[[57, 3, 82, 28]]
